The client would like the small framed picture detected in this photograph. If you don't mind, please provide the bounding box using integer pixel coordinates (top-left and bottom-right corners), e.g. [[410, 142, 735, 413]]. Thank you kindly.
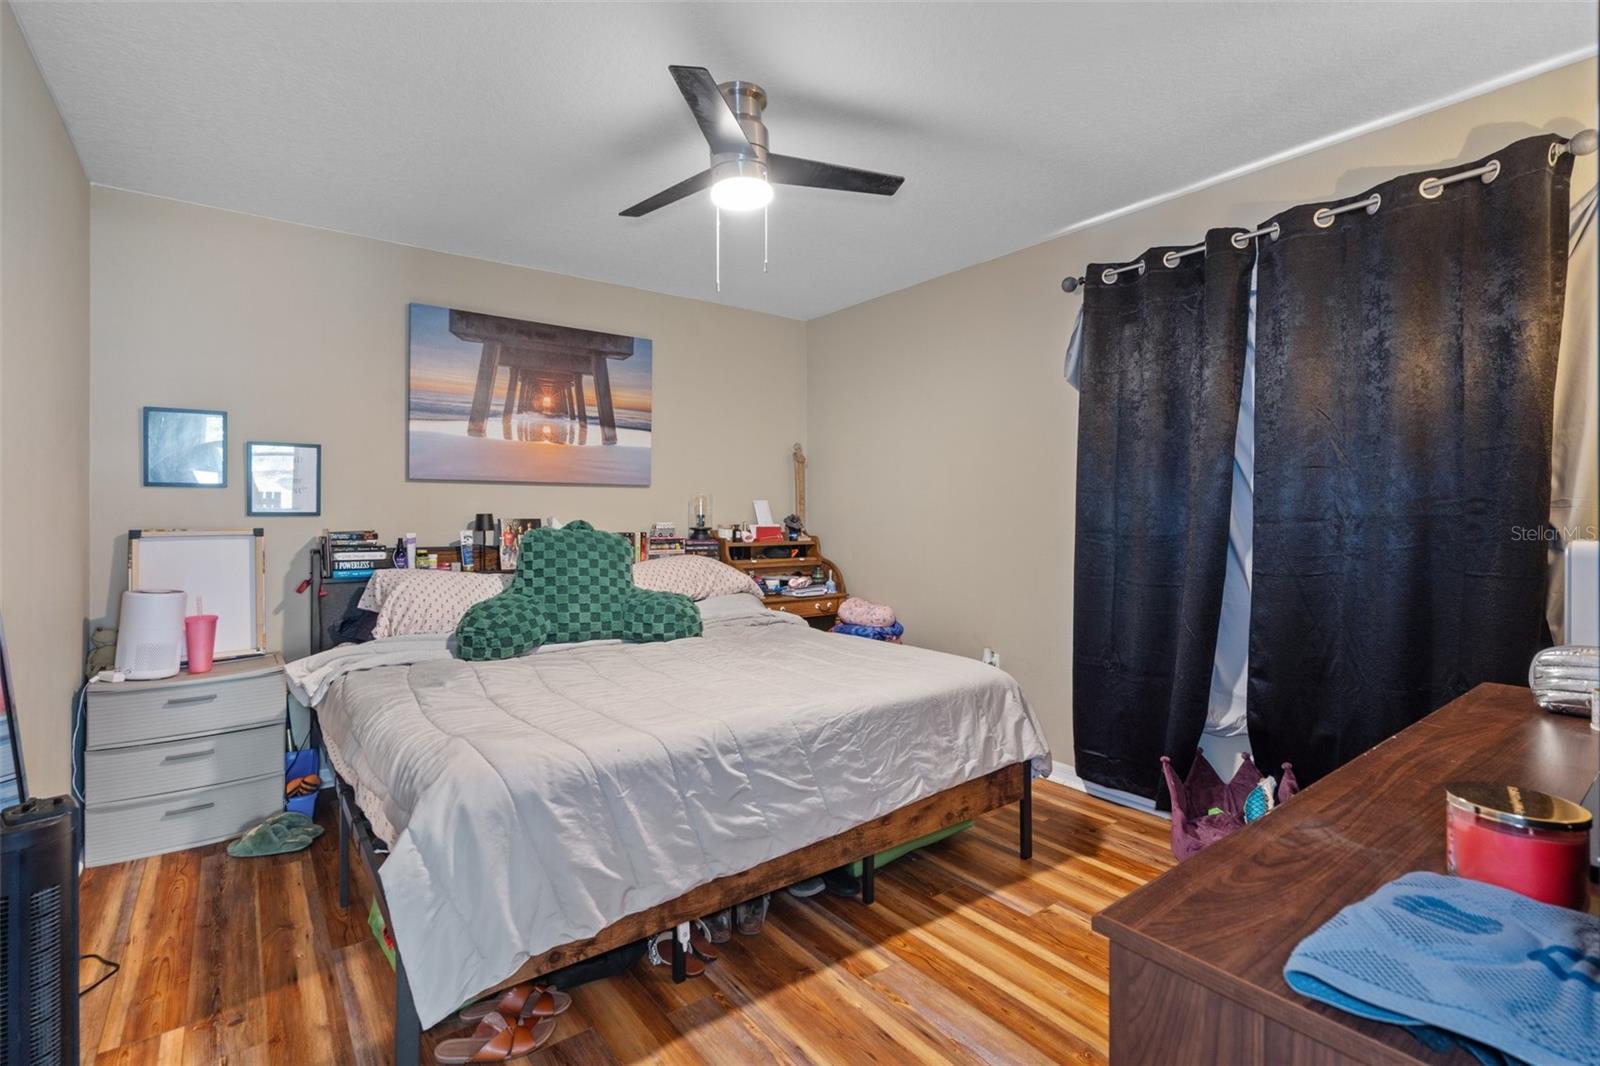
[[245, 441, 321, 517], [143, 406, 227, 487]]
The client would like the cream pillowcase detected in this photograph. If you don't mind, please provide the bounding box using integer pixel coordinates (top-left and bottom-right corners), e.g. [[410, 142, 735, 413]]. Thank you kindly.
[[632, 555, 762, 601], [362, 570, 510, 638]]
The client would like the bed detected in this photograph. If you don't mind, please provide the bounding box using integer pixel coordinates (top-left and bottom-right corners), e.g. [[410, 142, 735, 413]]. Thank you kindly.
[[293, 566, 1050, 1064]]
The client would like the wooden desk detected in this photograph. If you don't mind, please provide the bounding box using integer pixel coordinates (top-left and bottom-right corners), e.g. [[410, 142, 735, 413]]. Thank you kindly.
[[1093, 683, 1599, 1065]]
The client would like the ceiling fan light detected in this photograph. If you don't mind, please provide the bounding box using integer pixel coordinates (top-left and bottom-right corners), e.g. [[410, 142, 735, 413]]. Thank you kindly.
[[710, 174, 773, 212]]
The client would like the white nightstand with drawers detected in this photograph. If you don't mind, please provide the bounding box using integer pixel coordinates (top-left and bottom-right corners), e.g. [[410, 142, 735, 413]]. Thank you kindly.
[[84, 653, 286, 867]]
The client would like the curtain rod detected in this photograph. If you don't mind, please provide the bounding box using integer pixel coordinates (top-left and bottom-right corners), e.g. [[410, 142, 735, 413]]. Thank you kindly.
[[1061, 129, 1599, 293]]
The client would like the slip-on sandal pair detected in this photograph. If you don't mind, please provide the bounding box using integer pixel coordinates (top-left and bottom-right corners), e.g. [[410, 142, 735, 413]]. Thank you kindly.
[[434, 1011, 551, 1064], [648, 922, 720, 978], [435, 982, 571, 1063]]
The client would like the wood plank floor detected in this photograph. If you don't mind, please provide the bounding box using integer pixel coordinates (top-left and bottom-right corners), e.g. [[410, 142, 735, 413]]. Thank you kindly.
[[79, 781, 1172, 1065]]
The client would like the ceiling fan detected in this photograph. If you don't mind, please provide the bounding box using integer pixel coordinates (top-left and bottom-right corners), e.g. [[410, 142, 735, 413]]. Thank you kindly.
[[620, 65, 905, 217]]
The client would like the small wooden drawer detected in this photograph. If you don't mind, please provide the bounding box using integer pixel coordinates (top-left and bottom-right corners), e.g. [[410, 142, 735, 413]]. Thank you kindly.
[[85, 773, 282, 867], [87, 658, 285, 750], [85, 723, 282, 805], [769, 598, 838, 618]]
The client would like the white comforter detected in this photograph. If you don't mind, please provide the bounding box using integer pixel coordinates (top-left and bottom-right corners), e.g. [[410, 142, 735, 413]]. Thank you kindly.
[[286, 597, 1049, 1026]]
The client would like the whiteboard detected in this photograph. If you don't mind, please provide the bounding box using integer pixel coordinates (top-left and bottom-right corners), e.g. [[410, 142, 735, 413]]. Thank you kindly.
[[129, 529, 267, 661]]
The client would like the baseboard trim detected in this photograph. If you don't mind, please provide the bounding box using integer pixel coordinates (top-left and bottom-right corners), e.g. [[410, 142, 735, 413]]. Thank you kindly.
[[1048, 761, 1170, 821]]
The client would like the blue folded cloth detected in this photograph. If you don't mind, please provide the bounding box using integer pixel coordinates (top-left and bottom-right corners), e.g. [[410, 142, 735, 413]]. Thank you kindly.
[[1285, 871, 1599, 1066], [830, 621, 904, 640]]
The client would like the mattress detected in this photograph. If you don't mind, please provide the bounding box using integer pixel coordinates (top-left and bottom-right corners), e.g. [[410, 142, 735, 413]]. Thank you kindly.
[[287, 595, 1049, 1026]]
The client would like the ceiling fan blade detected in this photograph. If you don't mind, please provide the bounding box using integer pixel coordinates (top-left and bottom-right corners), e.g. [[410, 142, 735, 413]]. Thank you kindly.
[[619, 169, 714, 217], [668, 65, 749, 156], [767, 154, 904, 197]]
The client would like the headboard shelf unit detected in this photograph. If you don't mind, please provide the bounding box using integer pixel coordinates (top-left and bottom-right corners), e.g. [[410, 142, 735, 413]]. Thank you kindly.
[[309, 545, 507, 653], [319, 544, 502, 581]]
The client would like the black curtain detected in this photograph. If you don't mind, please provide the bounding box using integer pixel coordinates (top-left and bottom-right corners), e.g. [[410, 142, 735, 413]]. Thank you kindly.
[[1073, 230, 1254, 801], [1249, 134, 1573, 785]]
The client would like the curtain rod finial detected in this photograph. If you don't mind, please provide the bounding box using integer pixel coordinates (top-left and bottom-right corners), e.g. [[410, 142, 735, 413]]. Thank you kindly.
[[1062, 276, 1082, 293], [1567, 129, 1597, 157]]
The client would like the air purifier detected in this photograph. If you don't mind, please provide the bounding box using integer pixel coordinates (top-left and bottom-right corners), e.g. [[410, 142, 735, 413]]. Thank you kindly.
[[113, 589, 186, 680], [1, 795, 78, 1066]]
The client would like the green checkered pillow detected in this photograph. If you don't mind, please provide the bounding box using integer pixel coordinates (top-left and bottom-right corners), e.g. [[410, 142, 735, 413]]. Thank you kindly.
[[455, 521, 701, 661]]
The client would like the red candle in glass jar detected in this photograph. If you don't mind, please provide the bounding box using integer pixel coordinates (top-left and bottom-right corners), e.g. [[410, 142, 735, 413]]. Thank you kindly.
[[1445, 782, 1592, 909]]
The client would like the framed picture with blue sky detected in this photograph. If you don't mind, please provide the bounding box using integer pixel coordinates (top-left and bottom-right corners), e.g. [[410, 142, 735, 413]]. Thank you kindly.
[[142, 406, 227, 488]]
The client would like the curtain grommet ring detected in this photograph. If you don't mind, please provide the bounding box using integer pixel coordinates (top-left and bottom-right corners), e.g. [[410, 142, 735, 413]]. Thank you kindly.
[[1313, 194, 1378, 229], [1161, 250, 1181, 269], [1550, 142, 1562, 167], [1419, 177, 1444, 200], [1231, 222, 1279, 249], [1100, 259, 1147, 284], [1480, 159, 1501, 184]]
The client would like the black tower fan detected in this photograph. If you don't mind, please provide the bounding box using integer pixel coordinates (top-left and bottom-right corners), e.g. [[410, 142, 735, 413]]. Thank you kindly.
[[1, 798, 77, 1066], [0, 610, 78, 1066]]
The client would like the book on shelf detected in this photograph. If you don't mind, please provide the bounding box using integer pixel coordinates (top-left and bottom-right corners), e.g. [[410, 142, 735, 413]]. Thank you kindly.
[[685, 539, 720, 558], [320, 529, 394, 578], [325, 529, 380, 542], [778, 585, 830, 598], [645, 536, 685, 559]]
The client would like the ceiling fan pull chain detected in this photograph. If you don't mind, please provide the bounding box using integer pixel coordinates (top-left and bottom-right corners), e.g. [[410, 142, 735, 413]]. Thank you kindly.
[[763, 204, 769, 274], [715, 205, 722, 293]]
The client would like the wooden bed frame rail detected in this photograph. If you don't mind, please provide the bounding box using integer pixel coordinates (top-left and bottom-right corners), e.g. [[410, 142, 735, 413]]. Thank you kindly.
[[328, 753, 1034, 1066]]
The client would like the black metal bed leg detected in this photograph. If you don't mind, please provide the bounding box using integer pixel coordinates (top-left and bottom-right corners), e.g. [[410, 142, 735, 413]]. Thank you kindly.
[[395, 952, 422, 1066], [1019, 764, 1033, 861], [671, 926, 688, 983], [337, 796, 351, 910], [860, 853, 876, 905]]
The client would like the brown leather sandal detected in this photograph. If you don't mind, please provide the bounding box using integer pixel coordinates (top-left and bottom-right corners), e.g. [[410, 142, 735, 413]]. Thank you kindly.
[[458, 982, 571, 1024], [434, 1011, 555, 1063], [689, 930, 719, 963]]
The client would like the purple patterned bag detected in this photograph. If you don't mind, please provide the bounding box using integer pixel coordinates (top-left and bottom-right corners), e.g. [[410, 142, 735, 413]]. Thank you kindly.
[[1160, 751, 1298, 861]]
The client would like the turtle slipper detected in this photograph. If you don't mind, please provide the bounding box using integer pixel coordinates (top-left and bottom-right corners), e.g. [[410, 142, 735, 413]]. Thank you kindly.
[[227, 811, 325, 858]]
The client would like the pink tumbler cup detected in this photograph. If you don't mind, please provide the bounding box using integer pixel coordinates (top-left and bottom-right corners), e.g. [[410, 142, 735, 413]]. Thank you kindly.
[[184, 614, 218, 674]]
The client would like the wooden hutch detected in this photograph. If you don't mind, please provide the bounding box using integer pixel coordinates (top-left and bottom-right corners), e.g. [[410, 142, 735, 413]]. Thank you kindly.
[[718, 535, 847, 627]]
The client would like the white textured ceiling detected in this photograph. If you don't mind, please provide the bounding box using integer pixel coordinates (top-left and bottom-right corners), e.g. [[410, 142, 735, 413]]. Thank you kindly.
[[14, 2, 1596, 319]]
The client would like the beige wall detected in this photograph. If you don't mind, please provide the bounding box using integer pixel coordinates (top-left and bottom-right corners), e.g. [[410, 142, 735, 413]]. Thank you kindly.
[[89, 188, 808, 659], [0, 0, 91, 798], [80, 58, 1600, 771], [805, 58, 1599, 762]]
